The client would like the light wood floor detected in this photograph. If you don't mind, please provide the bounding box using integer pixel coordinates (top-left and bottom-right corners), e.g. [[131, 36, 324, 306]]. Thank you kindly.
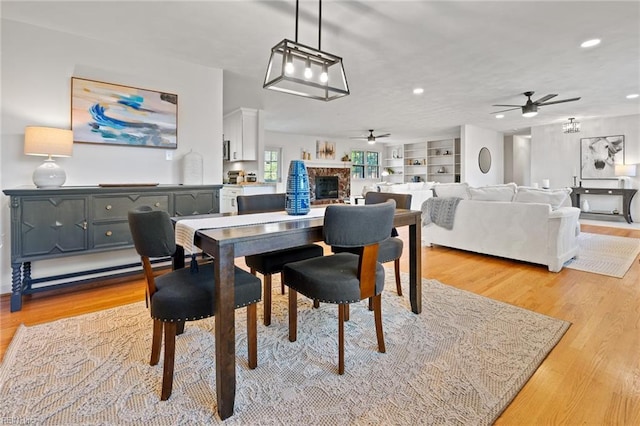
[[1, 224, 639, 424]]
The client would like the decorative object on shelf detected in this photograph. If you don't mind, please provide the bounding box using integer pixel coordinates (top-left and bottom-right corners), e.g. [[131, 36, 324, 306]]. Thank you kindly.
[[316, 140, 335, 160], [263, 0, 349, 101], [71, 77, 177, 149], [437, 167, 446, 174], [542, 179, 550, 189], [563, 117, 581, 133], [285, 160, 310, 215], [443, 150, 450, 155], [581, 200, 590, 212], [182, 150, 203, 185], [24, 126, 73, 188], [384, 167, 395, 175], [614, 163, 637, 188], [435, 149, 441, 155], [414, 160, 421, 165], [612, 209, 619, 215], [580, 135, 624, 179], [341, 153, 350, 161]]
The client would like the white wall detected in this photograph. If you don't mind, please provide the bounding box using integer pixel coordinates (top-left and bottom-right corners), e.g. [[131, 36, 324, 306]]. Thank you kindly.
[[0, 20, 224, 295], [531, 114, 640, 219], [460, 124, 504, 186], [512, 135, 532, 186]]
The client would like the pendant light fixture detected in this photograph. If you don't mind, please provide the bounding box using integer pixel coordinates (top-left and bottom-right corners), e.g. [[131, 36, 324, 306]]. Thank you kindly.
[[264, 0, 349, 101], [562, 117, 581, 133]]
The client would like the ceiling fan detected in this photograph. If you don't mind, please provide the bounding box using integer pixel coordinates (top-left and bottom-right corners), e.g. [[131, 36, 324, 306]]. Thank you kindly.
[[491, 91, 581, 117], [350, 129, 391, 144]]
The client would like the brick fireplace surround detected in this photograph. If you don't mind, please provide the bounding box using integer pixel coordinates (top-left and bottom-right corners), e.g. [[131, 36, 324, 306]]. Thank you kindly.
[[307, 167, 351, 204]]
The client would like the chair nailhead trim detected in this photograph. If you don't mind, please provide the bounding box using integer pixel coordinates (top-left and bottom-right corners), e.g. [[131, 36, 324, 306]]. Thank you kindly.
[[151, 300, 260, 322]]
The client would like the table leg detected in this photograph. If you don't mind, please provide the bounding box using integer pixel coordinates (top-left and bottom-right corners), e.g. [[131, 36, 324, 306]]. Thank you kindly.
[[173, 245, 185, 270], [214, 243, 236, 420], [409, 220, 422, 314], [10, 262, 23, 312]]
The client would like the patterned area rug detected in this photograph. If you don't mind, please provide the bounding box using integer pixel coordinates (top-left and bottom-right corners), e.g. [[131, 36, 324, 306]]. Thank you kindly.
[[0, 270, 569, 425], [564, 232, 640, 278]]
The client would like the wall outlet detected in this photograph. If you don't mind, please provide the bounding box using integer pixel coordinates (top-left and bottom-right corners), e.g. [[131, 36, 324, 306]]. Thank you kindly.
[[166, 151, 173, 161]]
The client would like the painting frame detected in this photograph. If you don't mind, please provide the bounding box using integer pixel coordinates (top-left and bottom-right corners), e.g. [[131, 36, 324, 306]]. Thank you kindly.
[[580, 135, 624, 180], [71, 77, 178, 149], [316, 140, 336, 160]]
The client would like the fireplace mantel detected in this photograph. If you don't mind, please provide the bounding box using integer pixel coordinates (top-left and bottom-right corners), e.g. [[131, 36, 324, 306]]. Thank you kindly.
[[304, 160, 351, 168]]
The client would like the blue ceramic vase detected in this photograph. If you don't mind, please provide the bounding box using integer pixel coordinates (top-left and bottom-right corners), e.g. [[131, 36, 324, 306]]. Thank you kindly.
[[285, 160, 311, 215]]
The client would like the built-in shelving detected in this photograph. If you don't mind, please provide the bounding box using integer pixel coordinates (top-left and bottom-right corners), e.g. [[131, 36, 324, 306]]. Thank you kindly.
[[384, 138, 461, 183]]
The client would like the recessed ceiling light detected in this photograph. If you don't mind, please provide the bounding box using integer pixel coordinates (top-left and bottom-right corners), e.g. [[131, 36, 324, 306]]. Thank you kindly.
[[495, 114, 504, 119], [412, 88, 424, 95], [580, 38, 601, 48], [626, 93, 639, 99]]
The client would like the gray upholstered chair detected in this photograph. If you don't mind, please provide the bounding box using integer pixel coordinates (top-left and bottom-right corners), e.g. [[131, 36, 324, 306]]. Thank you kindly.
[[333, 191, 411, 297], [282, 200, 396, 374], [128, 206, 261, 400], [237, 193, 324, 326]]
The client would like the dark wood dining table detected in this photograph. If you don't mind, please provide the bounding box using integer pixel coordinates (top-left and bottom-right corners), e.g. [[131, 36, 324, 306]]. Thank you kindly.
[[174, 208, 422, 419]]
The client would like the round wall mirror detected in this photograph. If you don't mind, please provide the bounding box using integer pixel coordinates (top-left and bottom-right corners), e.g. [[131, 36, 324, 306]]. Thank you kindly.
[[478, 147, 491, 174]]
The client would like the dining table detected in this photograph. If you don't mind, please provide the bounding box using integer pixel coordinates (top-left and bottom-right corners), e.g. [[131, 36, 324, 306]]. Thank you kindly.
[[173, 207, 422, 419]]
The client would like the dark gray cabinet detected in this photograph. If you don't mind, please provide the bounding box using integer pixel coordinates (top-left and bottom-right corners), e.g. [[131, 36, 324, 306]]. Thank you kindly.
[[3, 185, 221, 311]]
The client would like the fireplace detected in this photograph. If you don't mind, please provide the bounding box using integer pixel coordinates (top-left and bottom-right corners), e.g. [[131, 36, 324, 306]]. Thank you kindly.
[[315, 176, 339, 200], [307, 166, 351, 204]]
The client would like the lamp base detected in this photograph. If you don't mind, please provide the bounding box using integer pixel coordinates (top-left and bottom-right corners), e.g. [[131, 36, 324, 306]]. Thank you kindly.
[[33, 158, 66, 188]]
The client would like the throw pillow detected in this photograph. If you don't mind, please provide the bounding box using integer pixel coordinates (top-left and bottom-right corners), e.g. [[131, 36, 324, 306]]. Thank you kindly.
[[513, 187, 572, 209], [433, 182, 471, 199], [469, 183, 517, 201]]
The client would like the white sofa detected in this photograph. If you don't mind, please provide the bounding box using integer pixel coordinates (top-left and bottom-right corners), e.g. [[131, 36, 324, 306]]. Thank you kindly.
[[422, 183, 581, 272], [375, 182, 434, 211]]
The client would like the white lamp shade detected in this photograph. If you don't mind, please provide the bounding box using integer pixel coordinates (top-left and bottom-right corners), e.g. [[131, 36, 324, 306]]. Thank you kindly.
[[614, 164, 637, 177], [24, 126, 73, 157]]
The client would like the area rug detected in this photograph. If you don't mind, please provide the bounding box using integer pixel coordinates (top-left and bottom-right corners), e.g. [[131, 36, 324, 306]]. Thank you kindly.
[[0, 270, 569, 425], [564, 232, 640, 278]]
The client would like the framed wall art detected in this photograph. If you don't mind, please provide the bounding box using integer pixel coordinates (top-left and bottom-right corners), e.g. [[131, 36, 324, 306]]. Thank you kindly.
[[71, 77, 178, 149], [316, 140, 335, 160], [580, 135, 624, 179]]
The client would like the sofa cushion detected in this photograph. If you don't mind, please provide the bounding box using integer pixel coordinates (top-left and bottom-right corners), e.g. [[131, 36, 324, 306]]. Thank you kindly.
[[513, 187, 572, 209], [469, 183, 517, 201], [433, 182, 471, 199]]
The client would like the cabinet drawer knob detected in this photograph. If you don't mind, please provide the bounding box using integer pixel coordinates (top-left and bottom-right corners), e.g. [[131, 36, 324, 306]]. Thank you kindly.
[[585, 190, 590, 193], [82, 221, 87, 230], [154, 202, 161, 207], [105, 230, 113, 237], [105, 205, 112, 210], [607, 190, 612, 194]]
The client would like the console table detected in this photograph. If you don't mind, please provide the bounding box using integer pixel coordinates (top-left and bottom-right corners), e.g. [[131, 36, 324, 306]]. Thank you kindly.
[[3, 185, 221, 312], [569, 187, 637, 224]]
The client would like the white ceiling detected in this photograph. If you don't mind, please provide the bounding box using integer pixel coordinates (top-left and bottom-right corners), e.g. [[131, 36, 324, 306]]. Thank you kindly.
[[3, 1, 639, 143]]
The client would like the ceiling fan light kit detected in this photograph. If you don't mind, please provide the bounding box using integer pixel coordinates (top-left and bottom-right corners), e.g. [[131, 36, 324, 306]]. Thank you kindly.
[[264, 0, 349, 101]]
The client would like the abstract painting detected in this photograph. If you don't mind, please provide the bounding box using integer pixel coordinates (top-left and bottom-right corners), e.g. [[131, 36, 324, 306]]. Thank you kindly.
[[580, 135, 624, 179], [71, 77, 177, 148], [316, 140, 335, 160]]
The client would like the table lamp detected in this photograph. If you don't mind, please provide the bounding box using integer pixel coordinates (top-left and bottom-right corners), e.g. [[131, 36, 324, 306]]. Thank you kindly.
[[614, 164, 637, 189], [24, 126, 73, 188]]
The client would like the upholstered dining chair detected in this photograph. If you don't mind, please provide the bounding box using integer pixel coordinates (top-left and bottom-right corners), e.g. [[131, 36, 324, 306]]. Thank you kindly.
[[282, 200, 396, 374], [237, 193, 324, 326], [333, 191, 411, 297], [128, 206, 261, 400]]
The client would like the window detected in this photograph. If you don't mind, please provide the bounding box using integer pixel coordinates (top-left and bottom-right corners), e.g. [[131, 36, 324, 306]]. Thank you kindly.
[[351, 150, 380, 179], [264, 147, 282, 182]]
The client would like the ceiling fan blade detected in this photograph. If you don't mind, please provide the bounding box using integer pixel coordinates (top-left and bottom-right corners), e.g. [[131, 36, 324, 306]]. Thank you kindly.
[[490, 107, 520, 114], [492, 104, 521, 107], [538, 97, 581, 106], [533, 94, 557, 104], [375, 133, 391, 138]]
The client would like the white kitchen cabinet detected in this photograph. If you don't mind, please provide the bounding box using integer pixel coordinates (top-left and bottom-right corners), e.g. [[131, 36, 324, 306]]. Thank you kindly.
[[220, 184, 276, 213], [223, 108, 258, 161]]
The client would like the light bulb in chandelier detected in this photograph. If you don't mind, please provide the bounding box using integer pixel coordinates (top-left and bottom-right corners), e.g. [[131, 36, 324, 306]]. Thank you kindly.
[[285, 52, 295, 75], [320, 64, 328, 83], [304, 58, 313, 79]]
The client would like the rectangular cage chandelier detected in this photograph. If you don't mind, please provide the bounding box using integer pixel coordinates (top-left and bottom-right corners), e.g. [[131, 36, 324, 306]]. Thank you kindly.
[[263, 0, 349, 101], [562, 117, 581, 133]]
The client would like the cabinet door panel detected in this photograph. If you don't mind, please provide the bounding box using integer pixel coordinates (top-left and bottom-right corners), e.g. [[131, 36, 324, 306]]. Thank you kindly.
[[20, 197, 87, 257], [174, 191, 216, 216], [93, 194, 170, 219]]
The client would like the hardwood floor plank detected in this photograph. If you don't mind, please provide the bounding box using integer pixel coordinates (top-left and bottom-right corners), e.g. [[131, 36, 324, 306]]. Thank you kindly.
[[1, 223, 638, 424]]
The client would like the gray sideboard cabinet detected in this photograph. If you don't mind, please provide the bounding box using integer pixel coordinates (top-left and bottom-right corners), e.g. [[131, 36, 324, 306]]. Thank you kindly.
[[3, 185, 221, 312]]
